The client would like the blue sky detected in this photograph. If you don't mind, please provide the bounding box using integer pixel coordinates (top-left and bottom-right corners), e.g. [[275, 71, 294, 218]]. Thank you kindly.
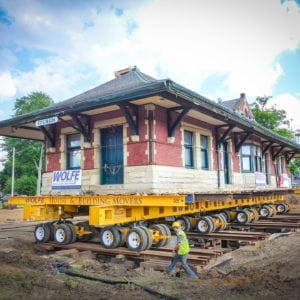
[[0, 0, 300, 130]]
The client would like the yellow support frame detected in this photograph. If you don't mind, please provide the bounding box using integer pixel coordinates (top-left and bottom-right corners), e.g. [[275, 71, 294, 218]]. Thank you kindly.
[[9, 192, 288, 225]]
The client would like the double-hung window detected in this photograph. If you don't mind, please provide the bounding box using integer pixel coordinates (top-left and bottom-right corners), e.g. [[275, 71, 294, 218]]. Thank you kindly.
[[254, 146, 262, 172], [67, 134, 81, 169], [241, 145, 252, 172], [184, 130, 194, 168], [200, 135, 209, 169], [241, 144, 262, 173]]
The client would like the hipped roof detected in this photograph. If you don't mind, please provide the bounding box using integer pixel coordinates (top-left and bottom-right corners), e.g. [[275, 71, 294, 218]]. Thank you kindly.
[[0, 66, 299, 156]]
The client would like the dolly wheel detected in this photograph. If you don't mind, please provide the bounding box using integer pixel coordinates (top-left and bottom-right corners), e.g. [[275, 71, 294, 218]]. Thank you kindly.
[[196, 216, 215, 234], [126, 227, 149, 251], [246, 208, 260, 222], [66, 223, 77, 243], [175, 216, 192, 232], [54, 224, 73, 245], [276, 203, 288, 214], [150, 224, 171, 247], [259, 205, 272, 217], [34, 223, 51, 243], [139, 226, 153, 250], [212, 214, 227, 231], [100, 226, 121, 249], [236, 210, 251, 224]]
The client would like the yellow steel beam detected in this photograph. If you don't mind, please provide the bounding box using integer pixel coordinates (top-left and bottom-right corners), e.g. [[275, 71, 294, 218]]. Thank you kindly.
[[8, 194, 186, 207]]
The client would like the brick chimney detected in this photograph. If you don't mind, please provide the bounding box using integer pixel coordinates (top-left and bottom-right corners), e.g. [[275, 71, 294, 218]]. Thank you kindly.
[[114, 67, 132, 77]]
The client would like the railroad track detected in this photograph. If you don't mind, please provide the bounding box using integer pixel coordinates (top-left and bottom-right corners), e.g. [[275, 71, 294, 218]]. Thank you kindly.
[[1, 214, 299, 273]]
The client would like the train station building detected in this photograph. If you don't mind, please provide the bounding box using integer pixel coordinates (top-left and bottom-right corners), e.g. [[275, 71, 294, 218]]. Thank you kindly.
[[0, 66, 299, 195]]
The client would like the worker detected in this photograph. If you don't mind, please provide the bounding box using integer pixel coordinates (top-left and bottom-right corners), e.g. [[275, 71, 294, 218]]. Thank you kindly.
[[165, 221, 198, 278]]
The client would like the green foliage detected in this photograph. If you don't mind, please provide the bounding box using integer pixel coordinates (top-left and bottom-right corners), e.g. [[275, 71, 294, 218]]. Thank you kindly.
[[0, 92, 53, 195], [289, 159, 300, 175], [15, 175, 38, 195], [14, 91, 53, 116], [251, 96, 299, 175], [251, 96, 291, 132]]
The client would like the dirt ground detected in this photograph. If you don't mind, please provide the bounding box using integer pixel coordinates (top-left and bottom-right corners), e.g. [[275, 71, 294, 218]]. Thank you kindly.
[[0, 207, 300, 300]]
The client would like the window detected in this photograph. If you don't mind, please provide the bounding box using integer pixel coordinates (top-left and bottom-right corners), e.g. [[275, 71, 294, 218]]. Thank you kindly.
[[241, 145, 251, 172], [184, 130, 194, 168], [241, 144, 263, 173], [264, 153, 270, 184], [277, 156, 286, 174], [200, 135, 209, 169], [254, 146, 262, 172], [67, 134, 81, 169]]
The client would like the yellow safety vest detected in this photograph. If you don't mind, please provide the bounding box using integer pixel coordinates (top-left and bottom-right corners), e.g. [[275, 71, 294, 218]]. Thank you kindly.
[[177, 230, 190, 255]]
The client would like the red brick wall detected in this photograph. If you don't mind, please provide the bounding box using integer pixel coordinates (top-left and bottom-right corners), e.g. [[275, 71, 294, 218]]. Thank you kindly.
[[154, 107, 182, 166], [127, 107, 148, 165]]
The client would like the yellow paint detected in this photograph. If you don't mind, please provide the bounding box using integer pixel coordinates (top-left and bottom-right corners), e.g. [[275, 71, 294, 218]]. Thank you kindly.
[[8, 192, 291, 227]]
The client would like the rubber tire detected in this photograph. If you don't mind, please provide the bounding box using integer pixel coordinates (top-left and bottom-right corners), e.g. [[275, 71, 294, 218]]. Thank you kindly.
[[34, 223, 51, 243], [212, 214, 227, 231], [149, 223, 171, 247], [158, 223, 171, 246], [246, 208, 260, 222], [114, 226, 126, 247], [100, 226, 121, 249], [54, 224, 73, 245], [126, 227, 148, 251], [175, 216, 192, 232], [149, 224, 166, 247], [221, 210, 232, 223], [276, 203, 287, 213], [236, 210, 251, 224], [139, 226, 153, 250], [196, 216, 216, 234], [259, 205, 272, 217], [66, 223, 77, 244], [268, 204, 276, 217]]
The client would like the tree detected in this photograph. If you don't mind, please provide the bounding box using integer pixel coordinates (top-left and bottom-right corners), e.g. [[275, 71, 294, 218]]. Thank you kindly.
[[251, 96, 299, 174], [251, 96, 294, 139], [0, 92, 53, 195]]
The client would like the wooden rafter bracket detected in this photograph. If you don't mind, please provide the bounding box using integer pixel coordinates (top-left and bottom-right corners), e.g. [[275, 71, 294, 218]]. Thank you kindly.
[[118, 103, 139, 136], [234, 131, 252, 152], [70, 113, 91, 142], [271, 146, 285, 161], [167, 106, 190, 138], [215, 124, 235, 145], [40, 124, 56, 147], [262, 141, 274, 155], [285, 152, 296, 164]]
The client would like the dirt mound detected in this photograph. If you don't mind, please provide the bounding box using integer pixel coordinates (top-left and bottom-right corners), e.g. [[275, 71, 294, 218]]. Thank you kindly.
[[0, 207, 299, 299]]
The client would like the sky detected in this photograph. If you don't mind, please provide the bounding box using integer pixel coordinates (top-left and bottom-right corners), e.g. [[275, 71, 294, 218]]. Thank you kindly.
[[0, 0, 300, 132]]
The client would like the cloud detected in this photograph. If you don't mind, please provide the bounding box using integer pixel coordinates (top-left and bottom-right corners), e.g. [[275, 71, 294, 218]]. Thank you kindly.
[[0, 0, 299, 124], [134, 0, 300, 99], [269, 93, 300, 130], [0, 72, 16, 98]]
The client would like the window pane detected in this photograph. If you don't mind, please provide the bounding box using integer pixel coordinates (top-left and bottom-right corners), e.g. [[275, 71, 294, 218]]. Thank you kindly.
[[201, 150, 208, 169], [68, 134, 81, 147], [200, 135, 209, 169], [67, 134, 81, 169], [242, 157, 251, 171], [242, 145, 251, 155], [69, 150, 81, 168], [200, 135, 208, 148], [184, 130, 194, 168]]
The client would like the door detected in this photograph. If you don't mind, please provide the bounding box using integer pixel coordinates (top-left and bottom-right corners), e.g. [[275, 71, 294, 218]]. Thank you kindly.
[[100, 126, 124, 185], [223, 142, 230, 184]]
